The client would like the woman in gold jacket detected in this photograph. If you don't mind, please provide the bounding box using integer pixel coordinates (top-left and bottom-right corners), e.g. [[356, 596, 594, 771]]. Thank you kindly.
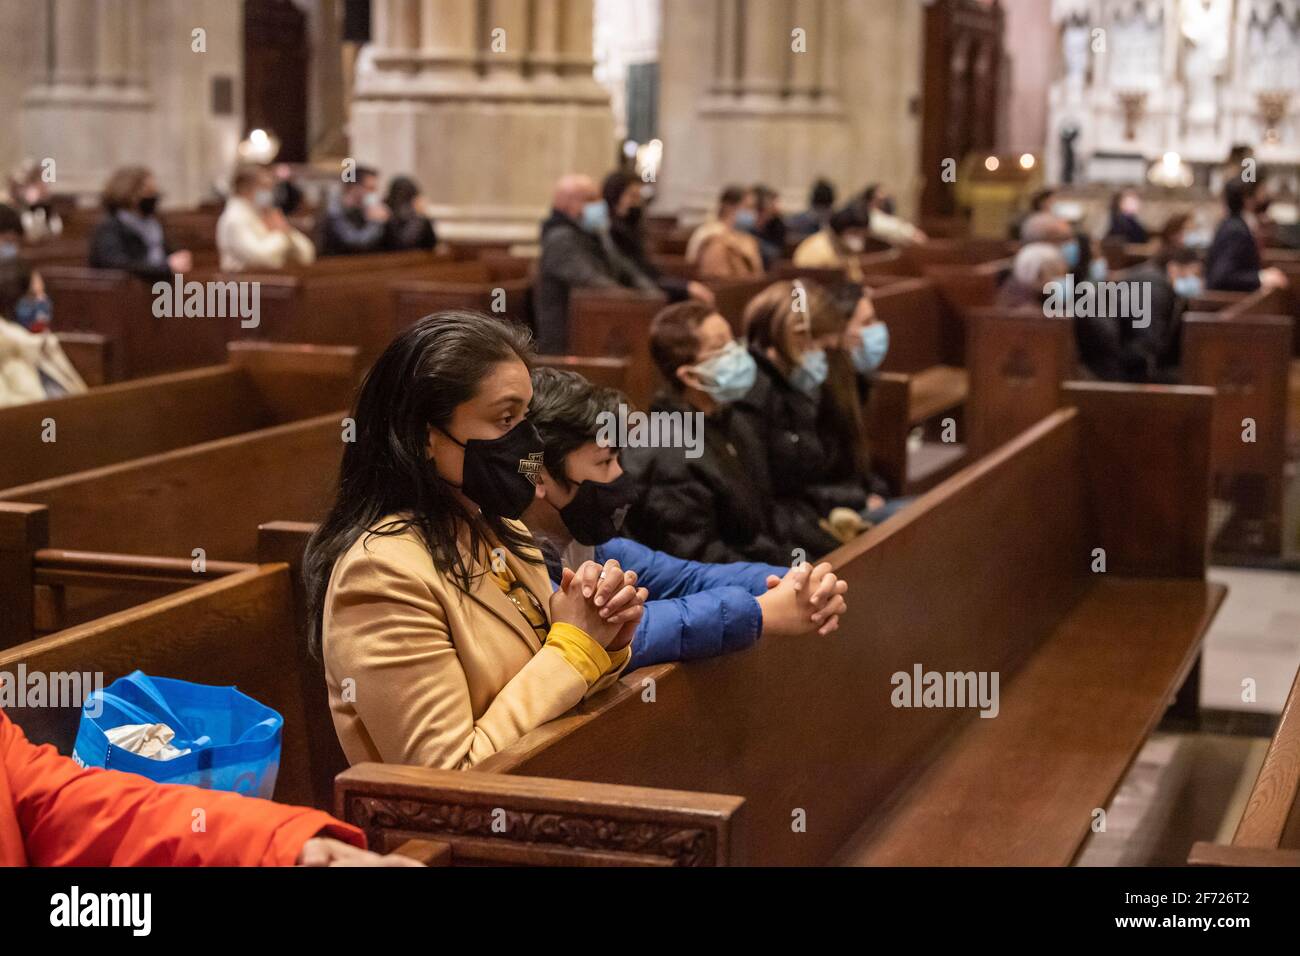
[[304, 312, 648, 771]]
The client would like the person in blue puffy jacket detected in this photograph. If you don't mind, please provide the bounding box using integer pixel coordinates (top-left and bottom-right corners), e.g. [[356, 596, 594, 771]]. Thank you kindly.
[[523, 367, 849, 670]]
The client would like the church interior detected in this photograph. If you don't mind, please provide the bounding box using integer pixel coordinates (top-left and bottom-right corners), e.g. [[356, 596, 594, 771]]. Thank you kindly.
[[1, 0, 1299, 884]]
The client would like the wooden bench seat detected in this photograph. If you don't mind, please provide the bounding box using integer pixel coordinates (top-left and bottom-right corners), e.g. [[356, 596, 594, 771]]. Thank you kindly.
[[909, 364, 969, 423], [846, 577, 1221, 865]]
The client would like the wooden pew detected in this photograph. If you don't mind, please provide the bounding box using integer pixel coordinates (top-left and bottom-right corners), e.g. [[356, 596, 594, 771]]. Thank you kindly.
[[533, 355, 629, 395], [0, 342, 358, 490], [963, 307, 1292, 560], [1182, 313, 1292, 558], [207, 252, 487, 364], [0, 413, 344, 568], [710, 277, 773, 332], [391, 276, 532, 332], [42, 251, 483, 380], [0, 559, 337, 811], [567, 291, 666, 411], [0, 501, 255, 644], [859, 238, 1017, 279], [41, 267, 236, 379], [866, 278, 970, 493], [964, 308, 1075, 459], [923, 258, 1011, 319], [1188, 662, 1300, 867], [332, 383, 1222, 865], [1, 382, 1218, 863], [54, 331, 115, 387]]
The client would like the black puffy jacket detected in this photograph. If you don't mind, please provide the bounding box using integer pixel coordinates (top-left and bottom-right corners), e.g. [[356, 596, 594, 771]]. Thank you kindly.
[[622, 391, 790, 566], [734, 350, 855, 556]]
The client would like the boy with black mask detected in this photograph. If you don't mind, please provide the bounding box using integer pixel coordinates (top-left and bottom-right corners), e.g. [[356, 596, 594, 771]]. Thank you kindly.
[[524, 366, 849, 669]]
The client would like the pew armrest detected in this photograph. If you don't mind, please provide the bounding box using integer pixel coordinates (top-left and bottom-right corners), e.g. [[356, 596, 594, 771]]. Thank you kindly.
[[390, 838, 453, 866], [335, 762, 745, 866], [1187, 841, 1300, 867]]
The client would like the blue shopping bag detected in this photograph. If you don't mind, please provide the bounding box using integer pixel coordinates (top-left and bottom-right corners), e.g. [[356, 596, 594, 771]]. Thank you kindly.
[[72, 671, 283, 799]]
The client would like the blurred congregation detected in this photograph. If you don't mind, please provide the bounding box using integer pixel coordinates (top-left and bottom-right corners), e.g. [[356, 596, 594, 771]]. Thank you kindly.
[[1, 0, 1299, 875]]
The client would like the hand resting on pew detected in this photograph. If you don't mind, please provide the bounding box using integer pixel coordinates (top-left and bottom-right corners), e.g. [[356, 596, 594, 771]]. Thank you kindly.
[[296, 836, 424, 867], [759, 561, 849, 637]]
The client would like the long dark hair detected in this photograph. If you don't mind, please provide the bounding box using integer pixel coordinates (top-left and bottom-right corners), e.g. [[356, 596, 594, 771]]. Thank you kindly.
[[384, 175, 421, 213], [818, 284, 873, 483], [303, 310, 538, 655]]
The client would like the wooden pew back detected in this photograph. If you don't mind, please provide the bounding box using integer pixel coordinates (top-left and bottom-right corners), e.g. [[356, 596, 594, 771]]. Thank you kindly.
[[42, 267, 236, 380], [567, 292, 664, 410], [0, 343, 357, 489], [871, 278, 959, 372], [0, 413, 344, 561], [1182, 313, 1292, 556], [0, 564, 331, 810], [964, 309, 1076, 457], [391, 277, 532, 333]]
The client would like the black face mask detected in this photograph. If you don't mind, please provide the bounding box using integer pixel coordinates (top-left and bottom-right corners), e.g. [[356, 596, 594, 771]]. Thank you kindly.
[[621, 206, 643, 228], [439, 420, 545, 519], [137, 195, 159, 216], [558, 471, 637, 546], [878, 198, 896, 216]]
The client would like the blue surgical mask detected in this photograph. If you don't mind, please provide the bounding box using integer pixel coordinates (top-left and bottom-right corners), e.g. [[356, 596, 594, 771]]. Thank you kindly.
[[789, 348, 828, 397], [1173, 274, 1204, 299], [0, 241, 18, 261], [851, 323, 890, 374], [1088, 257, 1108, 282], [691, 341, 757, 404], [580, 200, 609, 233], [734, 209, 758, 231], [362, 192, 380, 207], [253, 188, 274, 209], [1060, 239, 1080, 269], [1183, 229, 1211, 249]]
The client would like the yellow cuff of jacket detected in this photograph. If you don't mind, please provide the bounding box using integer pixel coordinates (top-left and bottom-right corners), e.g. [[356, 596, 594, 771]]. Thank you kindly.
[[547, 622, 613, 686]]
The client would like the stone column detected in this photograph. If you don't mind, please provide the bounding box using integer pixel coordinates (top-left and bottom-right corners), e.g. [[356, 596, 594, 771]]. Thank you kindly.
[[530, 0, 564, 80], [52, 0, 96, 87], [351, 0, 614, 241], [95, 0, 130, 89], [658, 0, 919, 221], [738, 0, 787, 108], [419, 0, 479, 88], [18, 0, 240, 205], [484, 0, 529, 82], [712, 0, 741, 96]]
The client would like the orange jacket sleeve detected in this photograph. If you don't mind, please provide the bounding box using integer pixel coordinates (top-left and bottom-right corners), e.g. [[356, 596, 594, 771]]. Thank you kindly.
[[1, 710, 364, 867]]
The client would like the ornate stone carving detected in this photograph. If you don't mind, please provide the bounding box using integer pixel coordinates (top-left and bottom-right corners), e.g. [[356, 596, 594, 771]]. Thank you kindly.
[[346, 794, 719, 866]]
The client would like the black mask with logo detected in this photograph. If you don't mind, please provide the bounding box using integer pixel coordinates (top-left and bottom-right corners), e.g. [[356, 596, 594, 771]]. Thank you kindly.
[[439, 420, 545, 519], [558, 471, 638, 546]]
